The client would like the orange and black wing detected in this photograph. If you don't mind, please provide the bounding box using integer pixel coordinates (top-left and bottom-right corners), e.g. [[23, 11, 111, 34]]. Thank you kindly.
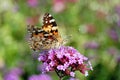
[[42, 13, 59, 37]]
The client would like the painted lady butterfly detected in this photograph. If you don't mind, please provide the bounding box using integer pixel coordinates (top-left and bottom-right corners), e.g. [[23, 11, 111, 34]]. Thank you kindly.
[[27, 13, 63, 51]]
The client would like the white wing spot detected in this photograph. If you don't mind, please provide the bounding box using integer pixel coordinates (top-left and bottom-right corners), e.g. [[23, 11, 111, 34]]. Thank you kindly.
[[44, 34, 49, 36], [49, 19, 55, 23], [45, 21, 48, 23], [48, 14, 52, 17], [52, 27, 58, 30], [38, 30, 43, 32], [32, 30, 35, 33]]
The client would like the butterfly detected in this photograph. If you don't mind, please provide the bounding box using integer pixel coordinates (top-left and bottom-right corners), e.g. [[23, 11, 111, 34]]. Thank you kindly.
[[27, 13, 63, 52]]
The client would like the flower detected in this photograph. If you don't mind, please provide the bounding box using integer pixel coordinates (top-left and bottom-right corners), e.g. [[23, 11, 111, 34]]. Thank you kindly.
[[86, 24, 97, 35], [4, 67, 23, 80], [28, 74, 52, 80], [117, 19, 120, 27], [26, 15, 40, 25], [52, 0, 65, 13], [115, 5, 120, 16], [27, 0, 38, 7], [84, 41, 99, 49], [70, 72, 75, 77], [66, 0, 78, 3], [107, 47, 118, 55], [38, 46, 92, 78], [96, 10, 106, 20], [37, 63, 48, 73], [4, 74, 19, 80], [117, 55, 120, 63], [69, 77, 79, 80], [108, 28, 118, 41], [52, 0, 78, 13]]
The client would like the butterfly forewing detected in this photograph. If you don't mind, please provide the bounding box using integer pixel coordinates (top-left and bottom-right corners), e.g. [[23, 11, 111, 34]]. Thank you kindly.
[[43, 13, 57, 26]]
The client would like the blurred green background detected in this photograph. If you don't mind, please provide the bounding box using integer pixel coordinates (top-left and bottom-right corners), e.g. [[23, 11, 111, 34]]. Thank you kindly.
[[0, 0, 120, 80]]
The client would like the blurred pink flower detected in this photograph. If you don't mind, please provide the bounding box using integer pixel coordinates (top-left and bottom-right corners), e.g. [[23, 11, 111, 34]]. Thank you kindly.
[[107, 47, 118, 55], [66, 0, 78, 3], [27, 0, 38, 7], [117, 55, 120, 63], [115, 5, 120, 16], [86, 24, 97, 35], [26, 15, 40, 25], [117, 19, 120, 27], [52, 0, 78, 13], [52, 0, 65, 13], [28, 74, 52, 80], [84, 41, 99, 49], [96, 10, 107, 20], [107, 28, 119, 41]]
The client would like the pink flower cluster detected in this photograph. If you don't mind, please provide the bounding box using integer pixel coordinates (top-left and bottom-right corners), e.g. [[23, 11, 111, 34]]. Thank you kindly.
[[38, 46, 92, 78]]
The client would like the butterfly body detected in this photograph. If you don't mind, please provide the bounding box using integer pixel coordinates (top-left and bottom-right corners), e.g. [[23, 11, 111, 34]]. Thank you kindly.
[[27, 13, 63, 51]]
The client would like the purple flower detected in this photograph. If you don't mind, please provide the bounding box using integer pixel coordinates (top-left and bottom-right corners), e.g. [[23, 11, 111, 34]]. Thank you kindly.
[[37, 63, 49, 73], [107, 47, 118, 55], [115, 5, 120, 16], [28, 74, 52, 80], [57, 65, 65, 71], [4, 67, 23, 80], [38, 46, 92, 78], [69, 77, 79, 80], [27, 0, 38, 7], [117, 19, 120, 27], [117, 55, 120, 63], [108, 28, 118, 41], [28, 75, 38, 80], [38, 53, 48, 62], [84, 41, 99, 49], [70, 72, 75, 77], [4, 74, 19, 80]]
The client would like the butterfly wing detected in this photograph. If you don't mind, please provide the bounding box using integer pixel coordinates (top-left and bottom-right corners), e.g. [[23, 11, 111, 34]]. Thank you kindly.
[[27, 25, 45, 51], [27, 13, 63, 51], [42, 13, 63, 48], [43, 13, 63, 40]]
